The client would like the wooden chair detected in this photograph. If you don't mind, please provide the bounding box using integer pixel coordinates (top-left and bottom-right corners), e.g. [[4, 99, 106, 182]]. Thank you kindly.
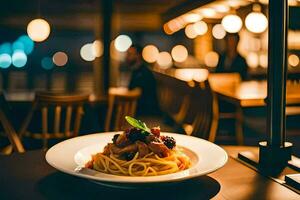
[[0, 93, 25, 154], [208, 72, 241, 120], [154, 71, 191, 119], [182, 80, 219, 142], [209, 73, 243, 143], [154, 72, 175, 114], [154, 70, 219, 142], [19, 92, 89, 148], [105, 87, 141, 131], [171, 69, 209, 126]]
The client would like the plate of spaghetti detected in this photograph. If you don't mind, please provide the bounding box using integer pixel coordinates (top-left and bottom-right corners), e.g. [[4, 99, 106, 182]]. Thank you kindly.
[[46, 116, 227, 188]]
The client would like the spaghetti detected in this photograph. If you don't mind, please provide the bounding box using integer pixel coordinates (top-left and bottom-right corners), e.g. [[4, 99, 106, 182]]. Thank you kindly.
[[89, 149, 190, 176], [86, 116, 191, 176]]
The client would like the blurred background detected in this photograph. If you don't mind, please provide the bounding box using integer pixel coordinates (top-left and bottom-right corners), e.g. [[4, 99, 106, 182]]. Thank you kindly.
[[1, 0, 300, 92], [0, 0, 300, 153]]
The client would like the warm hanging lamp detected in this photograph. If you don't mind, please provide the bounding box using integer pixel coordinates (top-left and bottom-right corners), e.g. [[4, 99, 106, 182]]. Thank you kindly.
[[221, 10, 243, 33], [245, 4, 268, 34], [27, 18, 51, 42], [26, 0, 51, 42]]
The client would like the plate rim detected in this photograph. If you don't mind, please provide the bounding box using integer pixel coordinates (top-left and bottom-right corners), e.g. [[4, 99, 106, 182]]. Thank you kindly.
[[46, 132, 228, 184]]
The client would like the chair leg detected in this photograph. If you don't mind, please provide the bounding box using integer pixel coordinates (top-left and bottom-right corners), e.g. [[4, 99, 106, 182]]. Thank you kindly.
[[235, 106, 244, 145], [42, 107, 48, 149], [42, 138, 48, 150]]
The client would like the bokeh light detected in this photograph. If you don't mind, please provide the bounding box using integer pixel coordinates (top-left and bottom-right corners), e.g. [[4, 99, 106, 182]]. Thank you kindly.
[[212, 24, 226, 39], [157, 52, 172, 69], [12, 41, 25, 52], [110, 40, 119, 60], [200, 8, 216, 18], [184, 124, 194, 135], [0, 43, 12, 54], [182, 13, 202, 23], [204, 51, 219, 67], [92, 40, 103, 57], [53, 51, 68, 66], [27, 18, 51, 42], [228, 0, 241, 7], [212, 5, 230, 13], [41, 57, 54, 70], [222, 14, 242, 33], [249, 37, 261, 52], [246, 52, 259, 68], [258, 0, 268, 4], [171, 45, 188, 63], [193, 21, 208, 36], [12, 50, 27, 68], [109, 40, 127, 62], [174, 69, 209, 82], [193, 69, 209, 82], [142, 45, 159, 63], [114, 35, 132, 52], [185, 24, 197, 39], [288, 54, 299, 67], [163, 23, 174, 35], [17, 35, 34, 55], [0, 54, 12, 69], [164, 18, 184, 35], [80, 43, 95, 61], [110, 40, 126, 61], [245, 12, 268, 34], [259, 54, 268, 68], [174, 69, 194, 81]]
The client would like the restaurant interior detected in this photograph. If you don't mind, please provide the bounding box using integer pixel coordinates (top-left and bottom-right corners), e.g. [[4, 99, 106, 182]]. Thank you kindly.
[[0, 0, 300, 199]]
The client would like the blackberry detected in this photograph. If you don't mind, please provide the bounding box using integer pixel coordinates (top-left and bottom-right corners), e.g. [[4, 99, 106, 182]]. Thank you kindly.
[[123, 152, 135, 161], [126, 128, 147, 142], [112, 134, 120, 144], [162, 136, 176, 149]]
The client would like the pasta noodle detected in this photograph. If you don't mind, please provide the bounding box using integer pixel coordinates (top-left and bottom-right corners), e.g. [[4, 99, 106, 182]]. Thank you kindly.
[[89, 148, 190, 176], [85, 116, 191, 177]]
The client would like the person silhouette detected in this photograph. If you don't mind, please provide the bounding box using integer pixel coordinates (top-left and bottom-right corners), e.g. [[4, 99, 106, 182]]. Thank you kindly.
[[121, 44, 160, 116], [216, 33, 248, 80]]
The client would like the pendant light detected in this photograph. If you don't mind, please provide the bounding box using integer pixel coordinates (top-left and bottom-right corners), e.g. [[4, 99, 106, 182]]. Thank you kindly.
[[245, 4, 268, 34], [221, 9, 242, 33], [26, 0, 51, 42]]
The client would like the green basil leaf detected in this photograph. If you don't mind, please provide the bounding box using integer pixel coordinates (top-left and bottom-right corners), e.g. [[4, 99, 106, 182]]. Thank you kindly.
[[125, 116, 150, 133]]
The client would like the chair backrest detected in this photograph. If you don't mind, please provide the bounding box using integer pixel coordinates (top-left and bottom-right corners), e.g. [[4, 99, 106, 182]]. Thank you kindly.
[[154, 72, 173, 113], [186, 80, 219, 142], [105, 87, 141, 131], [154, 70, 219, 142], [154, 71, 191, 116], [0, 93, 25, 153], [19, 92, 89, 147]]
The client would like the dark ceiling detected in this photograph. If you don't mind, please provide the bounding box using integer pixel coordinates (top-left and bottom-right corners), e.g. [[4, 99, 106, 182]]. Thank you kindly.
[[0, 0, 185, 31]]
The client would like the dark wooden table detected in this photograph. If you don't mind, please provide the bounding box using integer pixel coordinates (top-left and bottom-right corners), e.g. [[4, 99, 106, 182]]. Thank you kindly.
[[211, 80, 300, 108], [0, 146, 299, 200], [211, 80, 300, 145]]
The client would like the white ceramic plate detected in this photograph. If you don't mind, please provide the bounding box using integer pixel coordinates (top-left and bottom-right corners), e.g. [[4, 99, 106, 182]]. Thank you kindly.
[[46, 132, 227, 187]]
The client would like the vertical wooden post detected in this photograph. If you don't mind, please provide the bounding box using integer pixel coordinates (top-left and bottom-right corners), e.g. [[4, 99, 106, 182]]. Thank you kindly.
[[93, 14, 103, 97], [266, 0, 287, 147], [258, 0, 292, 168], [102, 0, 113, 94]]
